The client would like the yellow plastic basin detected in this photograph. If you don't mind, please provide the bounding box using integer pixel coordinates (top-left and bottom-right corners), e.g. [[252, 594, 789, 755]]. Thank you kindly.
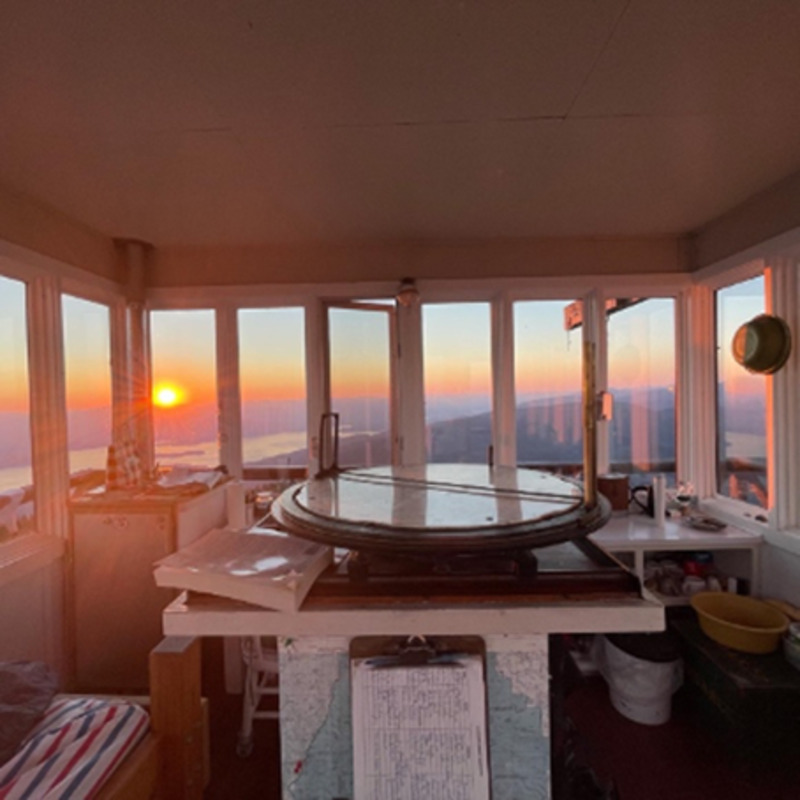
[[691, 592, 789, 654]]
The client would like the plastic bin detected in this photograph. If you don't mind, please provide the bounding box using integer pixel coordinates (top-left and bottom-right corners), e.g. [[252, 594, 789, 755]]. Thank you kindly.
[[596, 632, 682, 725]]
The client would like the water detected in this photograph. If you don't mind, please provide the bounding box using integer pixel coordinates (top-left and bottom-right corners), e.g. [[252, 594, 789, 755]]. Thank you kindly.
[[0, 431, 313, 493]]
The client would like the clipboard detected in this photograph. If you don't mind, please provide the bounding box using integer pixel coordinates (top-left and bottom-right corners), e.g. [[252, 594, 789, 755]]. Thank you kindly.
[[350, 636, 491, 800]]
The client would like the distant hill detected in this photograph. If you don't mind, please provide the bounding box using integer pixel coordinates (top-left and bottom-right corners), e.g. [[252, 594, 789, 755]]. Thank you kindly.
[[250, 387, 679, 470]]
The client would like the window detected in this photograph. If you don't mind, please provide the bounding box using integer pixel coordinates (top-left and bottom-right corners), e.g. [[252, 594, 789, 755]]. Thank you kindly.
[[62, 295, 113, 479], [0, 276, 33, 539], [606, 298, 676, 485], [423, 303, 491, 463], [328, 304, 393, 468], [150, 309, 218, 469], [514, 300, 583, 473], [715, 276, 767, 507], [239, 308, 307, 469]]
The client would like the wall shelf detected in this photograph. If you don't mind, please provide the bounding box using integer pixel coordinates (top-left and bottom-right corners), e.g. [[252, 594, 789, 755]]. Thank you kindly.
[[590, 512, 763, 598]]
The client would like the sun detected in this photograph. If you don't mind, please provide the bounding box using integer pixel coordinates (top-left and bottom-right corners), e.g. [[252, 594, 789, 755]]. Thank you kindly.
[[153, 383, 184, 408]]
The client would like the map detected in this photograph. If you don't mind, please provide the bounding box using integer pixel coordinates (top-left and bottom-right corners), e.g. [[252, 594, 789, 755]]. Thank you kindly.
[[278, 634, 551, 800]]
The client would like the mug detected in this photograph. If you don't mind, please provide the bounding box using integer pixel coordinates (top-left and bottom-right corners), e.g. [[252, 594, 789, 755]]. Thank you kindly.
[[631, 485, 654, 516]]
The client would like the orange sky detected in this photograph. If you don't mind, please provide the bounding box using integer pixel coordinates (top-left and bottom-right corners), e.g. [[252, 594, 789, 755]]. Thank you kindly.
[[0, 287, 766, 417]]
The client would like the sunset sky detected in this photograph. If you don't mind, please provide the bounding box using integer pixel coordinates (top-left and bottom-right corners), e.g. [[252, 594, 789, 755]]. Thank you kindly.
[[0, 282, 765, 453], [150, 309, 218, 408], [62, 294, 112, 411], [0, 276, 28, 413]]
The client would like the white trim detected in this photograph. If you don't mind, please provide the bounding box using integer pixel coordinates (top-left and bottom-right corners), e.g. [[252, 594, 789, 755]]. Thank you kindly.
[[59, 274, 124, 308], [27, 276, 70, 540], [763, 528, 800, 558], [395, 300, 426, 465], [216, 307, 242, 477], [681, 284, 716, 498], [694, 225, 800, 283], [146, 280, 399, 309], [693, 255, 765, 291], [144, 273, 692, 309], [0, 239, 122, 294], [765, 256, 800, 530], [491, 293, 516, 467]]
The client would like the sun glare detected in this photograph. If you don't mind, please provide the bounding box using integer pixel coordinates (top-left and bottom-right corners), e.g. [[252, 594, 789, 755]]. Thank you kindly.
[[153, 383, 184, 408]]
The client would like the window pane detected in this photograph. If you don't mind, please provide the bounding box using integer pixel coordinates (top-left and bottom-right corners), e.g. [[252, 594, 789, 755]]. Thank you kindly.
[[328, 306, 392, 467], [514, 300, 583, 473], [607, 298, 676, 485], [239, 308, 307, 468], [0, 276, 33, 538], [716, 276, 767, 506], [62, 295, 112, 478], [423, 303, 491, 463], [150, 310, 218, 469]]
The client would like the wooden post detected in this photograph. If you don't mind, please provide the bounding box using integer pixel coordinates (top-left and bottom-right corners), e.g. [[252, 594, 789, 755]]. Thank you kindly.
[[149, 637, 206, 799]]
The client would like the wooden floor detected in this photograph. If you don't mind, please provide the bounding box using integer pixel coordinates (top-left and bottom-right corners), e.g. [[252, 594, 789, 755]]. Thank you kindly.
[[201, 637, 798, 800]]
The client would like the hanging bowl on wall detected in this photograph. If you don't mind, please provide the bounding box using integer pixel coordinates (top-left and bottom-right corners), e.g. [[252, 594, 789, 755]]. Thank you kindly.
[[732, 314, 792, 374]]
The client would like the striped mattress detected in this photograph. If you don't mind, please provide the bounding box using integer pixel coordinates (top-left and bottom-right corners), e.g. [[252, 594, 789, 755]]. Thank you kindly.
[[0, 696, 149, 799]]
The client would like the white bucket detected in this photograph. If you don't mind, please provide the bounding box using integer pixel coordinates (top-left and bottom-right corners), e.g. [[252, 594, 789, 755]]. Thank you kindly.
[[597, 636, 682, 726], [608, 684, 673, 726]]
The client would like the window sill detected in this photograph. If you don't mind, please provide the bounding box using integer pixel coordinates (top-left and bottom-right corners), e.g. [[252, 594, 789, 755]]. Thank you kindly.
[[0, 532, 64, 589]]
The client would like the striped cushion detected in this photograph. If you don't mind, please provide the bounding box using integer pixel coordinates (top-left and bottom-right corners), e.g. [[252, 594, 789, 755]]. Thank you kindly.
[[0, 696, 149, 799]]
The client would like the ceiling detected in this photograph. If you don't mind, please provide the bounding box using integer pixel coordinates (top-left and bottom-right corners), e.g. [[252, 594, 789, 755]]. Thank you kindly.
[[2, 0, 800, 247]]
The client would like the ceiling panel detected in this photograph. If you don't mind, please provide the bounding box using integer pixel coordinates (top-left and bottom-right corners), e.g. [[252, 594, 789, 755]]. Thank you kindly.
[[1, 1, 799, 246]]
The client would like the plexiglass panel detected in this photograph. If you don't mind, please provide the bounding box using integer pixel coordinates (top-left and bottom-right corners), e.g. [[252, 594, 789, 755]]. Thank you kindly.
[[514, 300, 583, 473], [62, 294, 112, 477], [423, 303, 491, 463], [150, 309, 218, 468], [239, 307, 307, 468], [606, 298, 676, 485], [716, 276, 767, 506]]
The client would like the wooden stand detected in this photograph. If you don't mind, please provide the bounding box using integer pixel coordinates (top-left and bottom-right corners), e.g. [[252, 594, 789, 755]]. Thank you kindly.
[[95, 636, 208, 800]]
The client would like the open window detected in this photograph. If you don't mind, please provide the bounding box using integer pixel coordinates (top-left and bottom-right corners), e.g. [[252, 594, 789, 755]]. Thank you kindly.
[[606, 297, 676, 486], [514, 299, 583, 474], [423, 302, 492, 464], [324, 301, 397, 469]]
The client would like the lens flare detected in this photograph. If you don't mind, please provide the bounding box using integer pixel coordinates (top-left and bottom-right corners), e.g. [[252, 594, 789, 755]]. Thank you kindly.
[[153, 383, 184, 407]]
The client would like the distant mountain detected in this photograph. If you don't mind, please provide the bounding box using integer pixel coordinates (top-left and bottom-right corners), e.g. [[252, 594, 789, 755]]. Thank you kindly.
[[0, 412, 31, 466], [251, 388, 678, 470]]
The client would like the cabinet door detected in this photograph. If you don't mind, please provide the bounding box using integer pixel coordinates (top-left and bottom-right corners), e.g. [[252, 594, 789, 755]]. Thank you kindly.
[[73, 511, 174, 691]]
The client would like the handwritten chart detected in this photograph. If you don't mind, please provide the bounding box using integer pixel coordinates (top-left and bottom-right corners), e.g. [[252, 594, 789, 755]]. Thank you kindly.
[[352, 654, 490, 800]]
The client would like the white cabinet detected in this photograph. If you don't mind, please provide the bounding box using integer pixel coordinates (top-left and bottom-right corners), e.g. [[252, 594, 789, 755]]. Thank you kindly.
[[590, 513, 762, 604], [70, 486, 227, 691]]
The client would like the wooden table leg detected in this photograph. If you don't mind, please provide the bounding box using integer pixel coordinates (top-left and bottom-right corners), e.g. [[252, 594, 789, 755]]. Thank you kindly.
[[149, 636, 207, 800]]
